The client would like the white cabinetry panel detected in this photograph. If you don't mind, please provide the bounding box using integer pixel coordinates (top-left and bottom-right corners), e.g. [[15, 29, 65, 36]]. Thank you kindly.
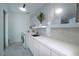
[[39, 43, 50, 56], [33, 39, 39, 56]]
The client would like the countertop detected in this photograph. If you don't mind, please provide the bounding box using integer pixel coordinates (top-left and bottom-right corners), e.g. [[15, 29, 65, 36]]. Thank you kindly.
[[32, 36, 79, 56]]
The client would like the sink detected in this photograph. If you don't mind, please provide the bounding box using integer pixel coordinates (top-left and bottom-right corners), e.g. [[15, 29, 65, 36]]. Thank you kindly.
[[32, 35, 40, 37]]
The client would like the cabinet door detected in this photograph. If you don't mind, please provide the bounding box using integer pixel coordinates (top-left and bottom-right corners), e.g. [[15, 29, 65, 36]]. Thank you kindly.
[[29, 37, 34, 55], [24, 34, 29, 48], [39, 43, 51, 56], [28, 37, 39, 56], [33, 39, 40, 56], [24, 34, 30, 48]]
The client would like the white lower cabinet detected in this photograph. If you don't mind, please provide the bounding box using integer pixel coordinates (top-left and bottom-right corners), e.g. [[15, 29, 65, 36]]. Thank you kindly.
[[33, 40, 39, 56], [28, 38, 39, 56], [29, 38, 51, 56], [29, 43, 33, 53], [51, 52, 58, 56], [51, 50, 59, 56], [28, 37, 61, 56], [38, 44, 50, 56], [28, 37, 34, 54]]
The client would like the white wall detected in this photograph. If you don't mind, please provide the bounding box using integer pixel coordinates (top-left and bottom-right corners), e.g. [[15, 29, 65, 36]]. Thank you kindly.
[[0, 6, 4, 56], [30, 4, 55, 26], [30, 3, 76, 26], [30, 4, 55, 37], [8, 12, 30, 43]]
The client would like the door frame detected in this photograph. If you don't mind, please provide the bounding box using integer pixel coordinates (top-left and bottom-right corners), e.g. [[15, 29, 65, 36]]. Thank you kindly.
[[3, 9, 8, 50]]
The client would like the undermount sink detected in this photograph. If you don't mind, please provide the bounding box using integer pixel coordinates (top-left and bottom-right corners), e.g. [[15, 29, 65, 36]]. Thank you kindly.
[[32, 35, 40, 37]]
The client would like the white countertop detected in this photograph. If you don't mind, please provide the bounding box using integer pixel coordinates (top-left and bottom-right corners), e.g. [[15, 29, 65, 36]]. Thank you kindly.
[[32, 36, 79, 56]]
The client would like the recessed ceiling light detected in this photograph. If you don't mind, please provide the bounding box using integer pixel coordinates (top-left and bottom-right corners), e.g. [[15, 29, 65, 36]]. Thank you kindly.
[[19, 4, 27, 12], [19, 7, 27, 12], [55, 8, 63, 14]]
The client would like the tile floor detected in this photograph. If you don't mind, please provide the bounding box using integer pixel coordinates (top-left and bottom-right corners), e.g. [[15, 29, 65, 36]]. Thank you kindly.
[[4, 42, 32, 56]]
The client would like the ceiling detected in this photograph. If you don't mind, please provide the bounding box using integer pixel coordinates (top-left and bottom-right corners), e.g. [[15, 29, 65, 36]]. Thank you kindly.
[[6, 3, 45, 14], [6, 3, 76, 19]]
